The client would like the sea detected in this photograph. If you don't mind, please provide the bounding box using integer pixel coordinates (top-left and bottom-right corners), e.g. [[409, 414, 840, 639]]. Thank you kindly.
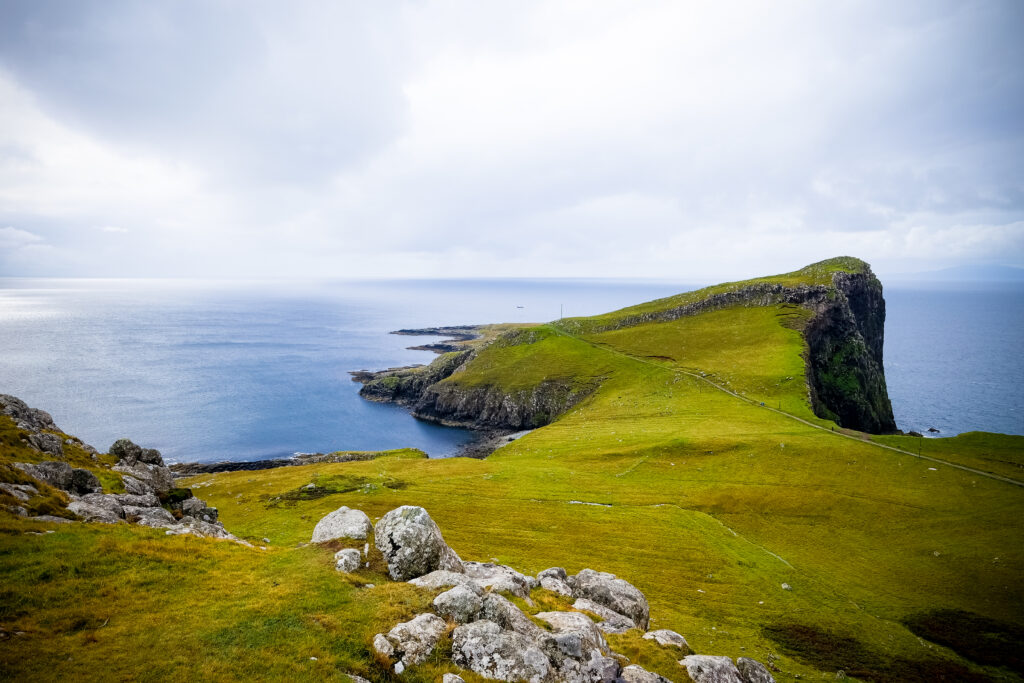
[[0, 278, 1020, 463]]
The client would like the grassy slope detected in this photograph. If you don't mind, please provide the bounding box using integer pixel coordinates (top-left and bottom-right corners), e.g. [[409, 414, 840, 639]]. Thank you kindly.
[[3, 258, 1022, 681]]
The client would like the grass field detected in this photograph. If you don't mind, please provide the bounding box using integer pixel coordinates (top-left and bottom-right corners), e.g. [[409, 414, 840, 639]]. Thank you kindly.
[[2, 259, 1022, 682]]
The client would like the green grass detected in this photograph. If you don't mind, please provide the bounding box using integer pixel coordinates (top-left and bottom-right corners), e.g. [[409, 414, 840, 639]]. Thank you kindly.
[[2, 256, 1021, 681]]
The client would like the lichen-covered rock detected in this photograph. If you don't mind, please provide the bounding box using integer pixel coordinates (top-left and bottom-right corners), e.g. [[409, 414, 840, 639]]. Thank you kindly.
[[27, 432, 64, 456], [735, 657, 774, 683], [442, 674, 465, 683], [123, 505, 176, 527], [643, 629, 689, 650], [0, 394, 59, 433], [18, 461, 73, 490], [382, 613, 447, 668], [409, 569, 480, 593], [67, 494, 124, 524], [165, 516, 237, 540], [572, 569, 649, 629], [481, 593, 551, 645], [452, 620, 552, 683], [70, 468, 102, 494], [179, 496, 219, 523], [312, 506, 372, 543], [114, 493, 161, 507], [0, 483, 38, 502], [535, 610, 608, 659], [554, 649, 621, 683], [374, 506, 463, 580], [113, 462, 173, 495], [620, 664, 673, 683], [433, 584, 484, 623], [538, 567, 574, 596], [335, 548, 362, 573], [463, 561, 536, 598], [122, 475, 151, 496], [572, 598, 635, 634], [372, 633, 393, 658], [109, 439, 164, 466], [680, 655, 743, 683]]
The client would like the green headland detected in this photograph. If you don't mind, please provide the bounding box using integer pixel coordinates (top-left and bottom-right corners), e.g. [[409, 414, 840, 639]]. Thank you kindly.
[[2, 257, 1022, 682]]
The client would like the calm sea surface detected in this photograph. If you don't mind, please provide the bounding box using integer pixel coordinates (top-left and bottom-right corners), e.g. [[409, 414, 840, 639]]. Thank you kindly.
[[0, 278, 1020, 462]]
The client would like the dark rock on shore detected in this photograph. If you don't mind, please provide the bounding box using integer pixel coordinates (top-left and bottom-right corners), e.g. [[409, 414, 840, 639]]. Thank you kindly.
[[169, 450, 397, 476]]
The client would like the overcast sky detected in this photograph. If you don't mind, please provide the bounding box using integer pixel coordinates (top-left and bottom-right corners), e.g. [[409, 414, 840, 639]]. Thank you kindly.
[[0, 1, 1022, 281]]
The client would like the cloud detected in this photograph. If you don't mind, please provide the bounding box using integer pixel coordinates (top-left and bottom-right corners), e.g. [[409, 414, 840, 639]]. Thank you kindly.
[[0, 1, 1021, 279], [0, 226, 43, 249], [100, 226, 129, 233]]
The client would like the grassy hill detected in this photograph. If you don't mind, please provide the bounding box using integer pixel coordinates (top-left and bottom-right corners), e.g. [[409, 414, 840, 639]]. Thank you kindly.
[[2, 258, 1022, 682]]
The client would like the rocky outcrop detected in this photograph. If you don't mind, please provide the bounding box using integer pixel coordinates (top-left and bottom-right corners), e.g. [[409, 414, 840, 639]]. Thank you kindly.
[[0, 394, 60, 433], [452, 620, 552, 683], [374, 505, 464, 580], [680, 655, 744, 683], [311, 506, 372, 543], [374, 613, 448, 673], [571, 568, 650, 630]]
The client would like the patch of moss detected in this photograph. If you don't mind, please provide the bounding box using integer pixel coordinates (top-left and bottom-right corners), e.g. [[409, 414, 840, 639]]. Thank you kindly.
[[903, 609, 1024, 674]]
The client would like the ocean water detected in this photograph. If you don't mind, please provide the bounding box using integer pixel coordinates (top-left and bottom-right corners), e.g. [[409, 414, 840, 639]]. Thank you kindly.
[[0, 278, 1020, 463]]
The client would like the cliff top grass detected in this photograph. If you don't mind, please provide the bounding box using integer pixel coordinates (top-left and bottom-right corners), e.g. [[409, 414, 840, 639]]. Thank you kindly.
[[3, 256, 1022, 682]]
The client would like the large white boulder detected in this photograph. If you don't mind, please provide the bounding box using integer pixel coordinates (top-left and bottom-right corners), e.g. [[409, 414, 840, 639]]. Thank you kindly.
[[680, 655, 743, 683], [374, 506, 463, 581], [452, 620, 551, 683], [311, 506, 372, 543], [571, 569, 649, 629]]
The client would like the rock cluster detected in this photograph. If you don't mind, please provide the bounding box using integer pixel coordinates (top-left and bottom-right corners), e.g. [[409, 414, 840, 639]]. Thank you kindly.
[[312, 504, 773, 683]]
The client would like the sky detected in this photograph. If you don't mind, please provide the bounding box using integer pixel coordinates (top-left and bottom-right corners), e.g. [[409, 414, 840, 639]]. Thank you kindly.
[[0, 0, 1022, 281]]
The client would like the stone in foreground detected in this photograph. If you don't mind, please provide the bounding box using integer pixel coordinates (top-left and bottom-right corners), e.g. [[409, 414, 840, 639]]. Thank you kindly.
[[680, 655, 743, 683], [335, 548, 362, 573], [312, 506, 373, 543], [433, 584, 484, 623], [620, 664, 674, 683], [572, 568, 650, 629], [643, 629, 689, 650], [380, 613, 447, 670], [571, 598, 635, 634], [452, 620, 551, 683], [374, 506, 463, 580], [735, 657, 775, 683]]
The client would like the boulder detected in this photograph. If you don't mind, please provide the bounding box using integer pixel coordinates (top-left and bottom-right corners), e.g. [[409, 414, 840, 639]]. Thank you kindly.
[[70, 468, 102, 494], [311, 506, 372, 543], [0, 394, 59, 432], [123, 505, 176, 527], [620, 664, 673, 683], [572, 569, 649, 629], [538, 567, 574, 596], [372, 633, 393, 657], [463, 561, 536, 598], [122, 475, 152, 496], [374, 506, 463, 580], [643, 629, 689, 650], [409, 570, 480, 593], [572, 598, 635, 634], [27, 432, 64, 456], [433, 584, 484, 623], [335, 548, 362, 573], [481, 593, 551, 645], [67, 494, 124, 524], [535, 610, 608, 659], [19, 461, 73, 491], [452, 620, 552, 683], [110, 439, 164, 466], [180, 496, 219, 523], [30, 515, 73, 523], [0, 483, 38, 502], [164, 517, 237, 540], [114, 493, 161, 508], [113, 462, 173, 495], [735, 658, 774, 683], [680, 655, 743, 683], [442, 675, 465, 683], [381, 613, 447, 668]]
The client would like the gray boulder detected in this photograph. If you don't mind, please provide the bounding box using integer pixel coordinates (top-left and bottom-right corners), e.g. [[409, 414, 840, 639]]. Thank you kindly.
[[114, 493, 161, 508], [572, 569, 649, 629], [736, 658, 775, 683], [463, 561, 536, 598], [19, 461, 73, 490], [67, 494, 124, 524], [572, 598, 635, 634], [122, 475, 152, 496], [113, 462, 173, 495], [538, 567, 574, 596], [481, 593, 552, 645], [374, 506, 463, 580], [643, 629, 689, 650], [70, 468, 102, 494], [0, 483, 38, 502], [680, 655, 743, 683], [123, 505, 176, 527], [535, 610, 608, 659], [380, 613, 447, 669], [409, 569, 480, 593], [442, 675, 465, 683], [452, 620, 552, 683], [555, 649, 621, 683], [164, 516, 238, 540], [180, 496, 219, 523], [372, 633, 393, 658], [335, 548, 362, 573], [311, 506, 372, 543], [0, 394, 59, 432], [27, 432, 64, 456], [620, 664, 673, 683], [30, 515, 73, 523], [109, 439, 164, 466], [433, 584, 484, 623]]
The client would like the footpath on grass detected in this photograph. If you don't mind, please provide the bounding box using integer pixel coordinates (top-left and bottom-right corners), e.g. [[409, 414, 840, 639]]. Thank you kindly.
[[551, 326, 1024, 489]]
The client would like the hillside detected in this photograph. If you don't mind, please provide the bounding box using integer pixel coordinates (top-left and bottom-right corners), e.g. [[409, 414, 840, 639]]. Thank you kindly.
[[2, 257, 1023, 682]]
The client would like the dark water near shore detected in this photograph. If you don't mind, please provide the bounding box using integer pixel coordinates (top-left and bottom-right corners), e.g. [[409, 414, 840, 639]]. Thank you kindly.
[[0, 278, 1020, 462]]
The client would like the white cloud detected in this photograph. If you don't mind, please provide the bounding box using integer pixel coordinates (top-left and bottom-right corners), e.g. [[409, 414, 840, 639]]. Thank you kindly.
[[100, 226, 129, 233], [0, 226, 43, 249]]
